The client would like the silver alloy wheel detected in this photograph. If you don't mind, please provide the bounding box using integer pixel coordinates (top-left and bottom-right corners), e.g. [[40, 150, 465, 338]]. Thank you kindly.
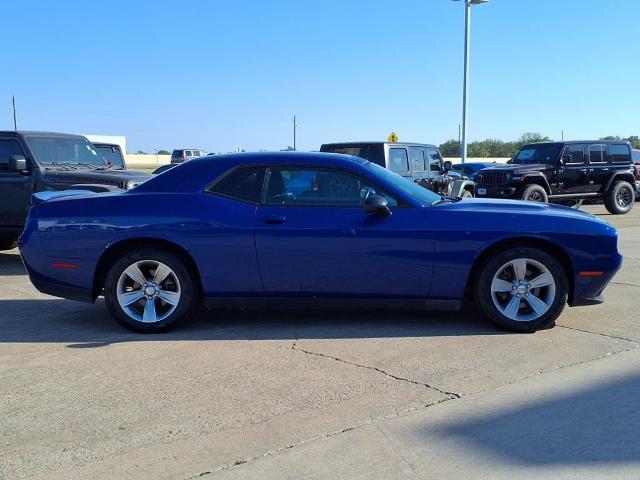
[[490, 258, 556, 322], [116, 260, 181, 323]]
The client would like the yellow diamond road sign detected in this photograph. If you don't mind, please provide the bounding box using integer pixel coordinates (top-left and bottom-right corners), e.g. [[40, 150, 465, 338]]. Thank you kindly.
[[387, 132, 398, 143]]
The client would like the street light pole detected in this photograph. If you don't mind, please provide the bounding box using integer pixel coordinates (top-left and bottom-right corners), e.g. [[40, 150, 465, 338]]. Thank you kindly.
[[455, 0, 488, 163]]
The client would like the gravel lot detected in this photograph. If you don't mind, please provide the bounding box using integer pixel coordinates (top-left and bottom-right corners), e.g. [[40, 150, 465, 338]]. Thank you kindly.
[[1, 205, 639, 480]]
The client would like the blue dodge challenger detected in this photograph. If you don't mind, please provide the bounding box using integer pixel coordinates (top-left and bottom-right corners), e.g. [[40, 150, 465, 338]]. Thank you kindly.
[[19, 152, 621, 333]]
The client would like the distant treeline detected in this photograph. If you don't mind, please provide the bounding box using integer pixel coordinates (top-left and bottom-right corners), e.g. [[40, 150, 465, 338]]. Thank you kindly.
[[439, 133, 640, 158]]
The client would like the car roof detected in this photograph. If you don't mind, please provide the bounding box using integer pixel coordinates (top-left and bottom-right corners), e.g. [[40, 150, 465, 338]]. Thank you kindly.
[[523, 140, 630, 146], [0, 130, 88, 139], [322, 141, 438, 148], [136, 152, 369, 194]]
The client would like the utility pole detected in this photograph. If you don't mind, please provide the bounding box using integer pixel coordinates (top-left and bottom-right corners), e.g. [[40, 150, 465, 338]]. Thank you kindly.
[[293, 114, 297, 151], [561, 129, 564, 141], [12, 95, 17, 130], [458, 124, 461, 155]]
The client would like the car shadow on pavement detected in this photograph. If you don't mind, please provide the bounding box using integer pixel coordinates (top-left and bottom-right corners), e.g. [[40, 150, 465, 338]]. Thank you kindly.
[[419, 372, 640, 466], [0, 298, 508, 346], [0, 251, 25, 276]]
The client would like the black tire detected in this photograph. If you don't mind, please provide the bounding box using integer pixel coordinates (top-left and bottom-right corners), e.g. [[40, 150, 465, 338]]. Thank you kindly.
[[473, 247, 568, 332], [521, 184, 548, 203], [604, 181, 635, 215], [461, 189, 474, 199], [104, 248, 198, 333], [0, 236, 18, 251]]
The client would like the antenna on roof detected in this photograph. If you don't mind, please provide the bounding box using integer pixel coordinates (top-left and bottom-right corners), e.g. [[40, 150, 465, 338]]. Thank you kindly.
[[12, 95, 17, 131]]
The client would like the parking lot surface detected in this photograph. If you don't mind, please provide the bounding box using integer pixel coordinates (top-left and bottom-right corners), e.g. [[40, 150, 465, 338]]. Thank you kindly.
[[2, 205, 639, 480]]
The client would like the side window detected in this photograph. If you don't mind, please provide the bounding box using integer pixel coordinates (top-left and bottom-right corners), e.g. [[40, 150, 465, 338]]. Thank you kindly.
[[388, 148, 409, 172], [608, 144, 631, 164], [409, 148, 425, 171], [426, 148, 442, 172], [0, 139, 26, 171], [207, 167, 266, 203], [588, 144, 606, 164], [264, 168, 398, 207], [564, 144, 585, 164]]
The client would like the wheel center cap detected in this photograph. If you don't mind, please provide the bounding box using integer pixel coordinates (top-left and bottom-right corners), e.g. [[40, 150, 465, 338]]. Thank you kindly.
[[516, 283, 528, 295], [144, 286, 157, 296]]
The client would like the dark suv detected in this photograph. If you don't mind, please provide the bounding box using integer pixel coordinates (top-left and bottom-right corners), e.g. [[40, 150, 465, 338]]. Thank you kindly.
[[476, 141, 636, 214], [0, 131, 151, 250]]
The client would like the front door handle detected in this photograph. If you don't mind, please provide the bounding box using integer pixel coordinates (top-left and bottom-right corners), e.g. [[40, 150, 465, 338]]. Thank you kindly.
[[262, 215, 286, 225]]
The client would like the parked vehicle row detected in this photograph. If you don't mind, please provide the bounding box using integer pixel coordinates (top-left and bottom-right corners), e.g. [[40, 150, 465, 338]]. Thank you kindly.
[[19, 152, 621, 334]]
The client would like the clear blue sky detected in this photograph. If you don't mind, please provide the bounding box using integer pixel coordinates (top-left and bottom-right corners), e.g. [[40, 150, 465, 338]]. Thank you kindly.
[[2, 0, 639, 153]]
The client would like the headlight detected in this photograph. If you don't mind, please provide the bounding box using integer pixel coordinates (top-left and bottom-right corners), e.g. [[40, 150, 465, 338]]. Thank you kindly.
[[126, 180, 144, 190]]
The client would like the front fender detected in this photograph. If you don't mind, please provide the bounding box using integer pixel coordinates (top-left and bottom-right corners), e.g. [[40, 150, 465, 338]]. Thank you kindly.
[[450, 180, 476, 197]]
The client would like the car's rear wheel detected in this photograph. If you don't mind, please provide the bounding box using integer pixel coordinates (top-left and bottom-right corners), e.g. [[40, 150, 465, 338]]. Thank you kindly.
[[104, 249, 197, 332], [0, 236, 18, 251], [474, 247, 568, 332], [604, 181, 634, 215], [521, 184, 548, 203]]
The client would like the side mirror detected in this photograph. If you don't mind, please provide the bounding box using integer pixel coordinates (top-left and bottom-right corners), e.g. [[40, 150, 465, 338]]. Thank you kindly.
[[363, 194, 391, 217], [443, 160, 452, 172], [9, 155, 28, 172]]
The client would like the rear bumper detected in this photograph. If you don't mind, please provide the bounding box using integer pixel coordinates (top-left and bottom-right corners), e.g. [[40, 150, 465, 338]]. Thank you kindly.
[[475, 186, 517, 198], [570, 294, 604, 307]]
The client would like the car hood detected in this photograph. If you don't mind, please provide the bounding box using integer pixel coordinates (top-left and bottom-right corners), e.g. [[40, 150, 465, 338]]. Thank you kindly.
[[39, 168, 151, 189], [480, 163, 549, 174], [443, 198, 598, 218]]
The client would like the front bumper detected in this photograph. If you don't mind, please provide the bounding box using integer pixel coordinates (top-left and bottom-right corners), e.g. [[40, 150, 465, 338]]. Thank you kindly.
[[475, 185, 517, 198]]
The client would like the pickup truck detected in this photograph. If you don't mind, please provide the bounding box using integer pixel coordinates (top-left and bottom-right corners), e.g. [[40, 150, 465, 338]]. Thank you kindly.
[[0, 131, 151, 250]]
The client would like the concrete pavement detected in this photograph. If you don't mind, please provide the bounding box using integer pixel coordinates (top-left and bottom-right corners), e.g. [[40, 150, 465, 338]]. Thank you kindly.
[[1, 205, 638, 479]]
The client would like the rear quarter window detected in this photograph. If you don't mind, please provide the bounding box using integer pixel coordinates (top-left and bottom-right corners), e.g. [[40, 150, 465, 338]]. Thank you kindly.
[[608, 144, 631, 164], [207, 167, 266, 203], [388, 148, 409, 172]]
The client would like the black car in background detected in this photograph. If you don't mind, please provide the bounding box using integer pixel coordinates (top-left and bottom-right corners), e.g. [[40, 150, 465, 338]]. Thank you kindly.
[[476, 141, 636, 214], [0, 131, 151, 250]]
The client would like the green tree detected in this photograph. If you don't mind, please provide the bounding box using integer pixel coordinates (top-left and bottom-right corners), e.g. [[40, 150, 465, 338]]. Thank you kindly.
[[599, 135, 622, 141], [439, 139, 460, 157], [157, 150, 170, 155], [625, 136, 640, 149]]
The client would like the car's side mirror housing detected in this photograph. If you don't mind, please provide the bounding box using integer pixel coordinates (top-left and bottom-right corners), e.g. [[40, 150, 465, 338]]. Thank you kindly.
[[443, 160, 452, 172], [9, 155, 28, 172], [363, 194, 391, 217]]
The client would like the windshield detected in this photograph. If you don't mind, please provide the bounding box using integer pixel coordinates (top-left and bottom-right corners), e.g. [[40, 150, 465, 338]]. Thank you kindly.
[[95, 145, 125, 168], [512, 144, 562, 165], [363, 162, 440, 204], [321, 144, 385, 167], [26, 136, 108, 167]]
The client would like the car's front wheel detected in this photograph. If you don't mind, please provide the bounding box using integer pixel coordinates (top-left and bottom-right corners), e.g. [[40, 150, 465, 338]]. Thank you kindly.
[[104, 249, 198, 332], [460, 189, 474, 199], [604, 181, 635, 215], [521, 184, 548, 203], [474, 247, 568, 332]]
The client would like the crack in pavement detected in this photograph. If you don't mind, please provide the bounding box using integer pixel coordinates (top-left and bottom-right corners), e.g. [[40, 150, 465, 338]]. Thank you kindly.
[[185, 396, 456, 479], [610, 280, 640, 288], [557, 324, 640, 344], [375, 423, 425, 480], [291, 341, 461, 399], [184, 332, 639, 479]]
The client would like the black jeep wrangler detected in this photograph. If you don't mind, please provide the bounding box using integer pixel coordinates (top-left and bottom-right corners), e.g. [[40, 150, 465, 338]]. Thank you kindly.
[[476, 141, 636, 214], [0, 131, 151, 250]]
